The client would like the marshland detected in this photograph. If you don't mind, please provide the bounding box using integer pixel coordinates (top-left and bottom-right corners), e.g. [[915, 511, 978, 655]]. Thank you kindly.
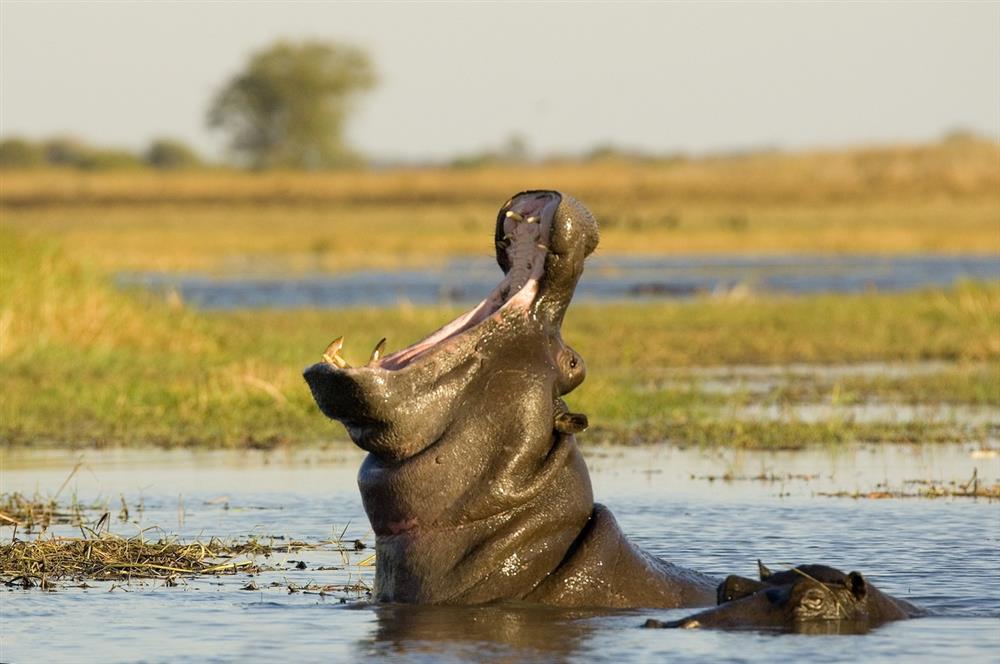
[[3, 3, 999, 660], [3, 138, 998, 449], [3, 140, 999, 661]]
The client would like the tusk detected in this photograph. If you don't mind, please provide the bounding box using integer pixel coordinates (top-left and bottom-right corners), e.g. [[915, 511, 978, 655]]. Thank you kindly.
[[368, 338, 387, 365], [322, 336, 350, 368], [505, 210, 525, 222]]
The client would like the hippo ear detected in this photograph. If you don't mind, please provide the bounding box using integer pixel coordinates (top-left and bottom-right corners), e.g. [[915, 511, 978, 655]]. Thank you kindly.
[[758, 560, 773, 580], [846, 571, 867, 598]]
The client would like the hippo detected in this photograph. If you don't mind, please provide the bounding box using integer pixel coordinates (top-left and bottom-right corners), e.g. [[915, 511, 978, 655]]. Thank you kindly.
[[643, 562, 924, 633], [303, 190, 716, 608]]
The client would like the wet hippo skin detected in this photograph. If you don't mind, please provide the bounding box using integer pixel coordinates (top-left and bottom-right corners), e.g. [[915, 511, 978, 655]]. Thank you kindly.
[[644, 562, 924, 633], [303, 191, 716, 608]]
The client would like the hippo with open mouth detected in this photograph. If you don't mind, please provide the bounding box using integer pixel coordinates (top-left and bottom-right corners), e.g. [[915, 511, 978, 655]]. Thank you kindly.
[[303, 190, 716, 607], [643, 561, 924, 633]]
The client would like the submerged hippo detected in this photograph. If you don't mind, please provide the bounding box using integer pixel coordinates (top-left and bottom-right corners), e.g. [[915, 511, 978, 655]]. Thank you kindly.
[[303, 190, 715, 608], [644, 562, 924, 633]]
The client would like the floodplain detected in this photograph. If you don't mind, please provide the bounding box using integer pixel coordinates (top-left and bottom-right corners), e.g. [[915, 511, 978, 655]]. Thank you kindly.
[[2, 138, 998, 662]]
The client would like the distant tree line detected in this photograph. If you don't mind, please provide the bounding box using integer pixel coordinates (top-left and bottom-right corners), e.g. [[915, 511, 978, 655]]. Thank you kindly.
[[0, 136, 203, 171], [3, 28, 989, 175]]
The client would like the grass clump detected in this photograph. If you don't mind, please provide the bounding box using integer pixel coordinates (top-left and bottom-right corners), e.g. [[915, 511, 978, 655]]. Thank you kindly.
[[0, 516, 374, 590], [1, 534, 265, 588], [816, 469, 1000, 500], [0, 493, 78, 530]]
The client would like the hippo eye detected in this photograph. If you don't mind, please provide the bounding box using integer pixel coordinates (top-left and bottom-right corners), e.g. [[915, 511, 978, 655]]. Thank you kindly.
[[569, 357, 578, 369]]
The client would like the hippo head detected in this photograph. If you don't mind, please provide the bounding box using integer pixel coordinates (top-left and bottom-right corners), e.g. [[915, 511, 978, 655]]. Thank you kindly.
[[303, 190, 597, 459], [302, 191, 600, 603], [652, 562, 919, 634]]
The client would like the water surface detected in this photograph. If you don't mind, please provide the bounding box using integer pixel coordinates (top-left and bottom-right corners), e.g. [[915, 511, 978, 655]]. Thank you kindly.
[[2, 444, 998, 663], [118, 254, 999, 310]]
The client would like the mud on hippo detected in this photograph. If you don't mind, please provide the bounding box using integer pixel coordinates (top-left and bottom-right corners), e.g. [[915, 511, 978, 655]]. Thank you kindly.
[[644, 562, 924, 634], [303, 190, 716, 608]]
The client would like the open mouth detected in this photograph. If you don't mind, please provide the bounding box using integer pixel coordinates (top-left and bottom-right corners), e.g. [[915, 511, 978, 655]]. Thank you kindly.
[[318, 191, 562, 372]]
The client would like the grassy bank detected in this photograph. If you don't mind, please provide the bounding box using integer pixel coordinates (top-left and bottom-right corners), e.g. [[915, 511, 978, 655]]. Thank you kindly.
[[2, 138, 998, 273], [2, 231, 996, 449]]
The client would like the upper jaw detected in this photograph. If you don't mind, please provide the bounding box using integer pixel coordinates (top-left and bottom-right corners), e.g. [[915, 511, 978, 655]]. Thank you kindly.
[[310, 191, 572, 375], [304, 190, 598, 399]]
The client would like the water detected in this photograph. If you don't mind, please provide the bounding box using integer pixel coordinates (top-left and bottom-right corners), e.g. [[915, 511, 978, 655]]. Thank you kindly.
[[118, 254, 999, 310], [2, 444, 998, 663]]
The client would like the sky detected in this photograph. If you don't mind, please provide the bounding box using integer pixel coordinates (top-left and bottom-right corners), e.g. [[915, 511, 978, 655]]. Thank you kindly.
[[2, 2, 998, 162]]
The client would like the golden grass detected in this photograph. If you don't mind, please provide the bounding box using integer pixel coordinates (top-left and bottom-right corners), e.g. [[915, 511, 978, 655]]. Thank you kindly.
[[2, 137, 997, 205], [0, 530, 371, 588], [1, 535, 265, 586], [5, 198, 997, 274], [1, 137, 997, 273]]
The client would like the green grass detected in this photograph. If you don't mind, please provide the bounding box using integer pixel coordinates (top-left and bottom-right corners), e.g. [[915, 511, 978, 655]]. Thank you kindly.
[[2, 230, 997, 449], [756, 365, 1000, 406]]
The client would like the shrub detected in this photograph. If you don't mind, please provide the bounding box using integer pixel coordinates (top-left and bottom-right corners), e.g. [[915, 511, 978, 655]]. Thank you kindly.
[[145, 138, 203, 170], [0, 138, 45, 168]]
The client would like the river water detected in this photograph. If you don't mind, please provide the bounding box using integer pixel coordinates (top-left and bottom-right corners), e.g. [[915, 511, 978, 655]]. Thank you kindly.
[[2, 444, 998, 663], [118, 254, 999, 310]]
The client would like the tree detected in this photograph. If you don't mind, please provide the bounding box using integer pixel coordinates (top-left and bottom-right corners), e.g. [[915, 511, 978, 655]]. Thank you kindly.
[[207, 40, 376, 170], [145, 138, 203, 170]]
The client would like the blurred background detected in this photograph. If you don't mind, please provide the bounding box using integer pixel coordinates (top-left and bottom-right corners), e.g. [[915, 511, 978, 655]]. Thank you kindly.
[[1, 2, 998, 449]]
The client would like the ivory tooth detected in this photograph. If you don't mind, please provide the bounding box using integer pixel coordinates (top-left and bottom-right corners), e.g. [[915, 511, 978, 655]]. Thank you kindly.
[[505, 210, 525, 222], [324, 336, 344, 356], [322, 336, 349, 368], [369, 337, 387, 364], [525, 215, 539, 224]]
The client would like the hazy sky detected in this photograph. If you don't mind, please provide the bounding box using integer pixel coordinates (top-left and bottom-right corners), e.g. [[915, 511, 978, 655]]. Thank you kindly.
[[2, 2, 997, 161]]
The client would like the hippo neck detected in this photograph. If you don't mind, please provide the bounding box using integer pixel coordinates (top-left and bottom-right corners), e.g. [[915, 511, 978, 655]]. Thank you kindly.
[[358, 419, 594, 603], [367, 465, 594, 603]]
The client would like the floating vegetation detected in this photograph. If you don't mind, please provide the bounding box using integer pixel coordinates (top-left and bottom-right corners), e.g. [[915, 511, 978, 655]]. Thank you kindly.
[[0, 463, 132, 532], [242, 580, 372, 597], [691, 472, 821, 483], [0, 493, 76, 530], [1, 534, 268, 588], [815, 470, 999, 500], [1, 529, 373, 590]]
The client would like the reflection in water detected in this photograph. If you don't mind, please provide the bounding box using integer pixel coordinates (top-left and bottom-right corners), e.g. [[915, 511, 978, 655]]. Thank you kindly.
[[363, 603, 610, 662]]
